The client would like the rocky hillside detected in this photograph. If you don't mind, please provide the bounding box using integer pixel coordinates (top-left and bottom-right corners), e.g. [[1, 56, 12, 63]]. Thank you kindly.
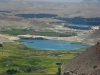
[[61, 42, 100, 75], [82, 29, 100, 45], [88, 29, 100, 38]]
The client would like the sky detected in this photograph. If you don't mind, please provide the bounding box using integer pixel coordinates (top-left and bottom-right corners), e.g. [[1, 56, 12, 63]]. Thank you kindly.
[[32, 0, 83, 2]]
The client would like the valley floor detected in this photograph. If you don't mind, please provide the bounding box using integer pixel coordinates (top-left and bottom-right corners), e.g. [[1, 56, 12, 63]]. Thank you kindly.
[[0, 42, 83, 75]]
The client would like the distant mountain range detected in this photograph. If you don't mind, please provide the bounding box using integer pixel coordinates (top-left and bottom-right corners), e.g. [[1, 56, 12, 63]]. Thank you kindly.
[[0, 0, 100, 28], [0, 0, 13, 2], [83, 0, 100, 2], [0, 0, 100, 2], [0, 0, 11, 1]]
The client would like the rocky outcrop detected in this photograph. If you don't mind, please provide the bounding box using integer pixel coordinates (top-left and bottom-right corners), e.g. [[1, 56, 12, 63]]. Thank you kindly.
[[61, 42, 100, 75]]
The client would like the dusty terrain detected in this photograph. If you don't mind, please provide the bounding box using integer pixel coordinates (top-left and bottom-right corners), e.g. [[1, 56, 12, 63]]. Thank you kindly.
[[82, 29, 100, 45], [0, 0, 100, 45], [0, 0, 100, 18], [0, 0, 100, 28], [0, 34, 20, 43]]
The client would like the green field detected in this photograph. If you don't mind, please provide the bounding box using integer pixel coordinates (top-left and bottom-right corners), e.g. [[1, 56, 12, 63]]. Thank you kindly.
[[0, 42, 82, 75], [0, 28, 77, 37]]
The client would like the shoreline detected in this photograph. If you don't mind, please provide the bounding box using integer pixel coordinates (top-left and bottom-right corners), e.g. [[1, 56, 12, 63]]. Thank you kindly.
[[18, 34, 82, 42], [18, 34, 94, 46], [20, 39, 89, 51], [18, 34, 93, 46], [0, 34, 93, 46]]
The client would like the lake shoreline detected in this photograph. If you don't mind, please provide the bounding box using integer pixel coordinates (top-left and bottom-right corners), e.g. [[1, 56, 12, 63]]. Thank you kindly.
[[21, 39, 89, 50], [18, 34, 82, 42], [18, 34, 93, 46]]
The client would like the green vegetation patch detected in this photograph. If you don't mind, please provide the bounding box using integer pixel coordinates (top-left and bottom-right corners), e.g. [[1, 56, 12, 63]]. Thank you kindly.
[[0, 43, 82, 75], [0, 28, 77, 37], [0, 29, 34, 35]]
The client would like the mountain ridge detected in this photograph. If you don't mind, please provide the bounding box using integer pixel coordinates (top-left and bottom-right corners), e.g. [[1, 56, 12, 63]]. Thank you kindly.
[[83, 0, 100, 2]]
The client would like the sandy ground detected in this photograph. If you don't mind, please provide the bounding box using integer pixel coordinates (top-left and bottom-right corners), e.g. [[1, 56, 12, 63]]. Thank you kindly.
[[0, 34, 20, 43]]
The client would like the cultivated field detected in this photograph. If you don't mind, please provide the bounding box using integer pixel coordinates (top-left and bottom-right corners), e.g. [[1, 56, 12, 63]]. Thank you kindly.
[[0, 43, 83, 75]]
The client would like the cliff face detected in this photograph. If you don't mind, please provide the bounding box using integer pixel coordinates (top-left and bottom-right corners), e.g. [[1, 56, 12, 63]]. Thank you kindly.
[[61, 42, 100, 75]]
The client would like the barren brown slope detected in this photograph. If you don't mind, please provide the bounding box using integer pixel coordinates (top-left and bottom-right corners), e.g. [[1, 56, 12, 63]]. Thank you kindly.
[[82, 29, 100, 45], [89, 29, 100, 38], [61, 42, 100, 75]]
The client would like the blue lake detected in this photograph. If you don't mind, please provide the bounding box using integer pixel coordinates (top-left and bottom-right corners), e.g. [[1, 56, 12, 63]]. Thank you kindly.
[[71, 24, 89, 27], [21, 39, 89, 50]]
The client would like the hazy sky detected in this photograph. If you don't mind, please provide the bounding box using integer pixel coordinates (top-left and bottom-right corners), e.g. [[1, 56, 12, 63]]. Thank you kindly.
[[32, 0, 83, 2]]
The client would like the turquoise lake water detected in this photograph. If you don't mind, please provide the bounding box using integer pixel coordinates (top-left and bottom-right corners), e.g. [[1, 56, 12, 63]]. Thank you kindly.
[[21, 39, 88, 50]]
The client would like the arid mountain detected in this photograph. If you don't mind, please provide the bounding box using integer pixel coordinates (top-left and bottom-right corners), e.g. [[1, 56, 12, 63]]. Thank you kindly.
[[82, 29, 100, 45], [0, 1, 100, 28], [0, 1, 100, 18], [87, 29, 100, 39], [61, 42, 100, 75]]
